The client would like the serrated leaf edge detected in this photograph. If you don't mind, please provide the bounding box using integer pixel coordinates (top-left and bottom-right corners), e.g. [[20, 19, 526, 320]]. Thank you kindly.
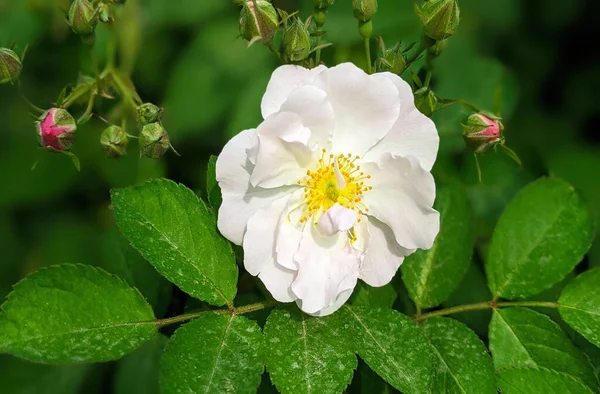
[[496, 366, 595, 394], [111, 178, 236, 307]]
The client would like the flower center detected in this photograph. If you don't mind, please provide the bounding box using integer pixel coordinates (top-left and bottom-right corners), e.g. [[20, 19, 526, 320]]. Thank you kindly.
[[296, 149, 372, 225]]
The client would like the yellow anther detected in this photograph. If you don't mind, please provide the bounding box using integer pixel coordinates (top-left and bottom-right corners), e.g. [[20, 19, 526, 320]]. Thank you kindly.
[[295, 150, 372, 226]]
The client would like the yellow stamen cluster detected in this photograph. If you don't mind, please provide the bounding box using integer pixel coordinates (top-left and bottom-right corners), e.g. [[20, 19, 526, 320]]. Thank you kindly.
[[296, 149, 372, 225]]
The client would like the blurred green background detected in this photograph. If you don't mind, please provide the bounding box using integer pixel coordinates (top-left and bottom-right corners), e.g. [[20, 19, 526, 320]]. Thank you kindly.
[[1, 0, 599, 392]]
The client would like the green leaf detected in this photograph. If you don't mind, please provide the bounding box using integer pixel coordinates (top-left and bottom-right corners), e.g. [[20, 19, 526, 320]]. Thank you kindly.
[[0, 355, 92, 394], [264, 308, 356, 394], [489, 307, 598, 390], [100, 229, 172, 316], [160, 312, 264, 394], [343, 306, 434, 393], [486, 178, 593, 299], [114, 334, 168, 394], [111, 178, 238, 307], [442, 263, 493, 338], [420, 318, 496, 393], [350, 282, 397, 308], [357, 360, 397, 394], [0, 264, 156, 364], [462, 151, 535, 239], [497, 367, 595, 394], [570, 331, 600, 378], [559, 268, 600, 348], [206, 155, 222, 211], [402, 184, 473, 309]]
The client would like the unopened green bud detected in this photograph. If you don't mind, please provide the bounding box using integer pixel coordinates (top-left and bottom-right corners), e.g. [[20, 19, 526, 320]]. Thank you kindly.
[[239, 0, 279, 45], [377, 40, 407, 75], [282, 18, 311, 62], [100, 126, 129, 158], [416, 0, 460, 41], [352, 0, 377, 22], [68, 0, 98, 36], [98, 3, 112, 23], [462, 113, 504, 153], [136, 103, 163, 126], [414, 87, 437, 116], [0, 48, 22, 84], [140, 122, 171, 159], [314, 0, 335, 9]]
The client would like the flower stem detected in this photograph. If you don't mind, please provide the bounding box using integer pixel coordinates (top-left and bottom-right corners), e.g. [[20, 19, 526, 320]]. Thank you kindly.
[[358, 20, 373, 74], [313, 8, 327, 65], [77, 93, 96, 124], [414, 300, 559, 322], [62, 84, 94, 110], [405, 47, 426, 67], [154, 300, 279, 328], [364, 37, 372, 74], [424, 70, 433, 88], [111, 70, 140, 112]]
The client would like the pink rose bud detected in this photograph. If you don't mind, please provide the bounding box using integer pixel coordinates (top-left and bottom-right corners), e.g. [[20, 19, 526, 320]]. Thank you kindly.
[[462, 113, 504, 153], [36, 108, 77, 151]]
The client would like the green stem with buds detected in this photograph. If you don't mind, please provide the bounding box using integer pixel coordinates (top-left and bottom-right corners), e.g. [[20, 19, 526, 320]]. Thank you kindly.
[[154, 300, 279, 328]]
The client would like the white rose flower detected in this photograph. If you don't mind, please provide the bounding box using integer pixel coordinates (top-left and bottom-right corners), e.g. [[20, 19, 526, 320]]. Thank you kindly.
[[216, 63, 440, 316]]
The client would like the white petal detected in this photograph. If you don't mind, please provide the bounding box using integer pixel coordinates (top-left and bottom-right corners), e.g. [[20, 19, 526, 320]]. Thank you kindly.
[[216, 128, 257, 196], [363, 72, 439, 171], [358, 217, 415, 287], [317, 204, 358, 236], [280, 85, 335, 150], [276, 219, 303, 271], [275, 190, 305, 271], [314, 63, 400, 156], [261, 65, 328, 119], [243, 195, 298, 303], [251, 111, 315, 189], [258, 261, 297, 303], [291, 225, 359, 314], [303, 288, 354, 317], [216, 128, 292, 245], [361, 153, 440, 250], [243, 196, 291, 276]]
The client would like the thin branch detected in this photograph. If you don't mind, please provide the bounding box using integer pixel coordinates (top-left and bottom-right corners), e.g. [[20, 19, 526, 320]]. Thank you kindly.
[[414, 300, 560, 322], [154, 300, 279, 328]]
